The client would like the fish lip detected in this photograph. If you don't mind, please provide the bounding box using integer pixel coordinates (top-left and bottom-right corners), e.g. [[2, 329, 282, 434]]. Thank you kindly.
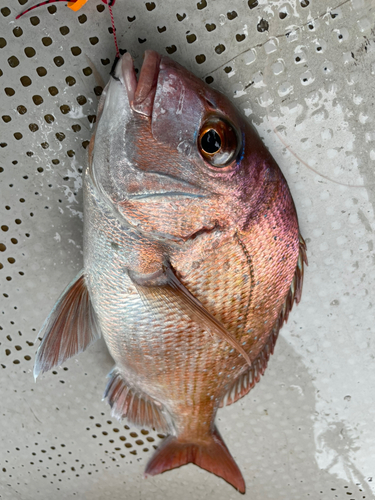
[[124, 171, 210, 201], [118, 50, 161, 117], [127, 191, 207, 201]]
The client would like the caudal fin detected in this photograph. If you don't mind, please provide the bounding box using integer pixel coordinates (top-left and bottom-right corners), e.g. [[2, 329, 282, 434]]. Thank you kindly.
[[145, 426, 245, 494]]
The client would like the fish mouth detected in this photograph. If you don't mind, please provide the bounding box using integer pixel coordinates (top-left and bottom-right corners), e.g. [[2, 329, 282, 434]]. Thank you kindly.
[[117, 50, 161, 117], [125, 171, 210, 202], [128, 191, 207, 201]]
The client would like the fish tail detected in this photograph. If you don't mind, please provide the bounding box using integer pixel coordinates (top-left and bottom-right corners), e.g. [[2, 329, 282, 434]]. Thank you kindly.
[[145, 426, 245, 494]]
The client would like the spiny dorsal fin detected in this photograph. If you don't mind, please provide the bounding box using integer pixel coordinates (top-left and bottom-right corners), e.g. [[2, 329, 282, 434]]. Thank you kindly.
[[221, 234, 308, 407], [128, 263, 251, 366], [103, 367, 174, 434], [34, 271, 101, 379]]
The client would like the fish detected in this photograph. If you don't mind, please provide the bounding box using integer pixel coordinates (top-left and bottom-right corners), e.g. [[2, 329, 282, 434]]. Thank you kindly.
[[34, 49, 307, 494]]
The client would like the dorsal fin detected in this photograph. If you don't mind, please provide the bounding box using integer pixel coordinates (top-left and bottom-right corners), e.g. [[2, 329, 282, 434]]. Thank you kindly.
[[220, 234, 308, 407], [34, 271, 101, 379], [103, 367, 174, 434]]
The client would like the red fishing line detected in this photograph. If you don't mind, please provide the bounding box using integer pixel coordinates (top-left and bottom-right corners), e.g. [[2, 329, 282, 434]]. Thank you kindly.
[[16, 0, 116, 18], [16, 0, 119, 60], [108, 2, 120, 59], [16, 0, 67, 19]]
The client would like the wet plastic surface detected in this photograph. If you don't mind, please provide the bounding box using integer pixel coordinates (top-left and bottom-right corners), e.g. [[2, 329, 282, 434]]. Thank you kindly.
[[0, 1, 375, 498]]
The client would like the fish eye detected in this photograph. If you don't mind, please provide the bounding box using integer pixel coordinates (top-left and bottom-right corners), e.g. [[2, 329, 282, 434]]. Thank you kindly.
[[201, 129, 221, 154], [198, 117, 240, 167]]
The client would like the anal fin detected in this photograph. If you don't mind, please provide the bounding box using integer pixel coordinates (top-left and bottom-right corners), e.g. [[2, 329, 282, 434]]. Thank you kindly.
[[34, 271, 101, 379], [103, 367, 173, 434]]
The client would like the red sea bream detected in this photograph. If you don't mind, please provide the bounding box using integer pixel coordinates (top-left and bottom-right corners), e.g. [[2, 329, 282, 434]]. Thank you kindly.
[[34, 50, 307, 493]]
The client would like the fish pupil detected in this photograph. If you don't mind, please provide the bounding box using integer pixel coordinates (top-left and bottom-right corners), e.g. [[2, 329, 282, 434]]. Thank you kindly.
[[201, 129, 221, 154]]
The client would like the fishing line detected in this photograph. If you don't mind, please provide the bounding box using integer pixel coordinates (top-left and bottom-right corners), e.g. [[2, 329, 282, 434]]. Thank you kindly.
[[16, 0, 68, 19], [107, 1, 120, 60], [16, 0, 120, 60], [262, 5, 368, 189], [200, 0, 368, 189]]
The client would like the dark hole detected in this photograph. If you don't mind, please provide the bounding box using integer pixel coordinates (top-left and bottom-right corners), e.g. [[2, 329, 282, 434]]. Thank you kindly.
[[37, 67, 47, 77], [13, 26, 23, 36], [201, 130, 221, 154], [197, 0, 207, 9], [20, 76, 31, 87], [42, 37, 52, 46], [24, 47, 36, 58], [166, 45, 177, 54], [257, 19, 269, 32], [54, 56, 64, 67], [8, 56, 20, 68], [60, 26, 69, 36], [186, 34, 196, 43], [71, 46, 82, 56], [66, 76, 76, 86], [248, 0, 258, 8], [227, 11, 237, 20]]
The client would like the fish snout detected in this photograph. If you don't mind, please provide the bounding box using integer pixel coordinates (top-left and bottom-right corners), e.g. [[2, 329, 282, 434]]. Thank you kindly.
[[117, 50, 162, 117]]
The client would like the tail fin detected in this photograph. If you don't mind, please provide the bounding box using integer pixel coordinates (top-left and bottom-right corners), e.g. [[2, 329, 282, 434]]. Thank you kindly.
[[145, 426, 245, 494]]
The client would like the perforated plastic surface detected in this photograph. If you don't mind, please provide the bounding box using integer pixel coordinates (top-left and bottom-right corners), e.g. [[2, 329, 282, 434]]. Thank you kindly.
[[1, 1, 375, 499]]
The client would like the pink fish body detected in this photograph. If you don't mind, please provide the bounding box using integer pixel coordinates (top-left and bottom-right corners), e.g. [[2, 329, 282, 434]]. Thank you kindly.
[[35, 50, 307, 493]]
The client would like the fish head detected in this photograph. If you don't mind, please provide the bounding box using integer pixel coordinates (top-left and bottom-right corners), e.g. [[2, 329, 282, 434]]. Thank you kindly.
[[89, 50, 280, 241]]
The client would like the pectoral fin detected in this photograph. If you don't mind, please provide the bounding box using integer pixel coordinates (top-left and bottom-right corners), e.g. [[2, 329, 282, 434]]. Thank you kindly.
[[128, 263, 251, 366], [34, 271, 101, 379]]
